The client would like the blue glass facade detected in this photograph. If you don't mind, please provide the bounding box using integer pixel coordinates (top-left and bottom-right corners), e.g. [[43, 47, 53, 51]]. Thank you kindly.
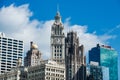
[[89, 44, 118, 80], [102, 66, 109, 80], [87, 64, 103, 80]]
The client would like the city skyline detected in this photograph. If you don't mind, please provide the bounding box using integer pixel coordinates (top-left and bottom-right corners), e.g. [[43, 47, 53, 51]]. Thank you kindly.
[[0, 0, 119, 79]]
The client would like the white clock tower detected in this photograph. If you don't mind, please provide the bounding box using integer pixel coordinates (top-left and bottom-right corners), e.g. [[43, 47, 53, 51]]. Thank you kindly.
[[51, 11, 65, 64]]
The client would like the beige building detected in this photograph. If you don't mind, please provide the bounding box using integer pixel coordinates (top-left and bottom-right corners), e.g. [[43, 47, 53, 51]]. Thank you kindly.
[[51, 11, 65, 65], [0, 60, 65, 80], [27, 60, 65, 80], [24, 41, 42, 67], [0, 58, 27, 80], [0, 66, 27, 80]]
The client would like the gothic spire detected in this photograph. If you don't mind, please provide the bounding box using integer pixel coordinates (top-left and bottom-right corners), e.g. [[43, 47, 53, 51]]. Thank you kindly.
[[54, 4, 61, 23]]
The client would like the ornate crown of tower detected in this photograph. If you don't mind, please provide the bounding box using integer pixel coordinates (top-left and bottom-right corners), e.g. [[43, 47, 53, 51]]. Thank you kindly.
[[51, 9, 65, 64], [55, 11, 61, 23]]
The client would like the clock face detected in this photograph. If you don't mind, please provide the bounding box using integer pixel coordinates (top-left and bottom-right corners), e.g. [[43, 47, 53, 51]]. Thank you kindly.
[[54, 38, 61, 44]]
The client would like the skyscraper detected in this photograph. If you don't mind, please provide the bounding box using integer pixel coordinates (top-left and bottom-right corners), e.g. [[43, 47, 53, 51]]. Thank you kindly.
[[65, 31, 85, 80], [24, 41, 42, 67], [0, 32, 24, 74], [89, 44, 118, 80], [51, 11, 65, 64]]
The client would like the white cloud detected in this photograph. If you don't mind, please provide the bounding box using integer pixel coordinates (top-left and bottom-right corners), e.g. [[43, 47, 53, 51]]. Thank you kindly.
[[0, 4, 116, 59], [0, 4, 53, 59]]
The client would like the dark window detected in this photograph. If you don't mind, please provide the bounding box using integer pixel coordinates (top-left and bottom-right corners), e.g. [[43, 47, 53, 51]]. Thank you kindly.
[[60, 54, 62, 56], [1, 68, 5, 70]]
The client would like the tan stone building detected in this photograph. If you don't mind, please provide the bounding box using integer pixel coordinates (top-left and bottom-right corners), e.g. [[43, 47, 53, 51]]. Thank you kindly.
[[27, 60, 65, 80], [0, 58, 27, 80], [24, 41, 42, 67], [0, 60, 65, 80]]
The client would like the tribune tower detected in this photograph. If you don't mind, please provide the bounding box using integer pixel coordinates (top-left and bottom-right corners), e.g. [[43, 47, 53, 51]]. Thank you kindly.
[[51, 11, 65, 64]]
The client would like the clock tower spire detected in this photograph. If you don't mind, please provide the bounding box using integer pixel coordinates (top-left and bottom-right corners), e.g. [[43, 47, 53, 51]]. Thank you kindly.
[[51, 10, 65, 65], [55, 11, 61, 23]]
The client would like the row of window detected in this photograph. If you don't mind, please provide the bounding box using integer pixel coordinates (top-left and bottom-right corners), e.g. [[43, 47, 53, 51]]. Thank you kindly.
[[1, 53, 22, 56], [54, 53, 62, 56], [0, 42, 23, 46], [0, 38, 23, 43], [1, 50, 23, 53], [46, 77, 65, 80], [46, 73, 64, 77], [1, 62, 16, 66], [1, 47, 23, 50], [54, 45, 62, 49], [46, 68, 64, 73], [0, 45, 23, 48], [54, 50, 62, 52], [0, 43, 23, 49], [1, 60, 17, 64]]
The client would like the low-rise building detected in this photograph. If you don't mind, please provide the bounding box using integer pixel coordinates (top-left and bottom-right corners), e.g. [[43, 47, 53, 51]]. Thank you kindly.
[[0, 66, 27, 80], [0, 58, 27, 80], [27, 60, 65, 80], [0, 60, 65, 80]]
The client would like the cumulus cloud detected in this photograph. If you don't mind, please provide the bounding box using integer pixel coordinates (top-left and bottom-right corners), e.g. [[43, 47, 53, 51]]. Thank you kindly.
[[0, 4, 53, 59], [0, 4, 116, 59]]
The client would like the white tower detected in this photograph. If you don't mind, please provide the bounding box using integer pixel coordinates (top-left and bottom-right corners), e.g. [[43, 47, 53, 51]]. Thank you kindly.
[[51, 11, 65, 64]]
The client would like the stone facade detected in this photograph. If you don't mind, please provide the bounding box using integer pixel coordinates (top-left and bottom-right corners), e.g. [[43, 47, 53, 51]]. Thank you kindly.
[[24, 41, 42, 67], [51, 11, 65, 64], [65, 31, 85, 80], [27, 60, 65, 80], [0, 60, 65, 80]]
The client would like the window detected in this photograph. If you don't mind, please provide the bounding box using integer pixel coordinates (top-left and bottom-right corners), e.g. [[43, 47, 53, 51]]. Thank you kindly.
[[1, 60, 6, 62], [19, 41, 23, 43], [60, 53, 62, 56]]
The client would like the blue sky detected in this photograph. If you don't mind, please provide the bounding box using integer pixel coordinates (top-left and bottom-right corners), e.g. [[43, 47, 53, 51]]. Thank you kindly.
[[0, 0, 120, 78], [1, 0, 120, 47]]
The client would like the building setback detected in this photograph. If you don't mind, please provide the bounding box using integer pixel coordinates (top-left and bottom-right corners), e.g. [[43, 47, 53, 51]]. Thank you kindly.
[[24, 41, 42, 67], [0, 32, 24, 74], [65, 31, 86, 80], [89, 44, 118, 80]]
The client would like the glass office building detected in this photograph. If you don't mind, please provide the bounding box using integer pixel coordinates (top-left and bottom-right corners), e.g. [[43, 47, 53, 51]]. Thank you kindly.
[[89, 44, 118, 80], [102, 66, 109, 80], [87, 61, 109, 80], [0, 33, 24, 74], [87, 63, 103, 80]]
